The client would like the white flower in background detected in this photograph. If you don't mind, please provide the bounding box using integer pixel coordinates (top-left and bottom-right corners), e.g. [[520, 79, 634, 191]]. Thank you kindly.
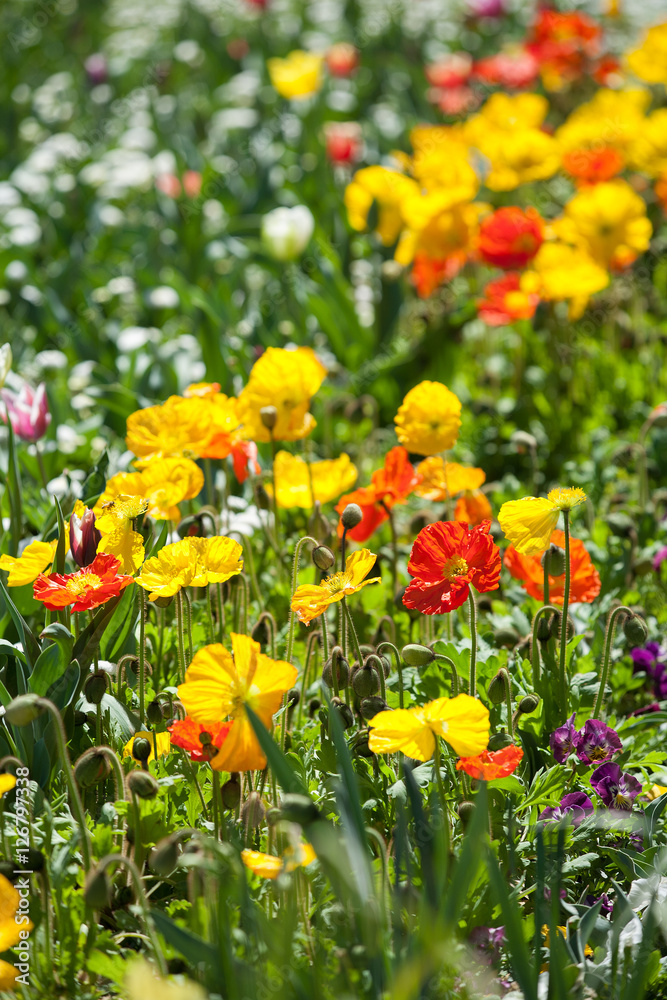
[[627, 875, 667, 911], [261, 205, 314, 261], [0, 344, 12, 388]]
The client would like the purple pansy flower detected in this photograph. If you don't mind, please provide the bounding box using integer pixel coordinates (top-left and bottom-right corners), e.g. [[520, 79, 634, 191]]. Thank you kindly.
[[538, 791, 594, 827], [630, 702, 662, 716], [574, 720, 622, 765], [585, 892, 613, 917], [631, 642, 667, 700], [550, 713, 578, 764], [590, 762, 642, 811]]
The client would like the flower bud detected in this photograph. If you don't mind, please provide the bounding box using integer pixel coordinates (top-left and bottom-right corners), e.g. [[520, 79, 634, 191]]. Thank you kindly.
[[128, 770, 159, 799], [255, 484, 271, 510], [259, 405, 278, 431], [261, 205, 315, 261], [154, 594, 174, 608], [331, 696, 355, 729], [401, 644, 435, 667], [493, 626, 520, 649], [131, 738, 152, 765], [265, 806, 282, 827], [279, 793, 320, 826], [146, 699, 164, 727], [623, 615, 648, 646], [70, 505, 101, 567], [241, 791, 266, 828], [312, 545, 335, 572], [150, 835, 181, 876], [308, 697, 321, 718], [360, 696, 388, 720], [84, 868, 112, 910], [74, 749, 112, 789], [4, 694, 43, 726], [518, 693, 540, 714], [326, 42, 359, 77], [487, 672, 507, 705], [541, 544, 566, 578], [350, 730, 374, 758], [84, 671, 107, 706], [340, 503, 363, 530], [308, 502, 334, 543], [487, 730, 512, 751], [221, 774, 241, 810], [537, 615, 553, 642], [352, 663, 380, 698], [322, 646, 350, 689], [457, 801, 475, 826]]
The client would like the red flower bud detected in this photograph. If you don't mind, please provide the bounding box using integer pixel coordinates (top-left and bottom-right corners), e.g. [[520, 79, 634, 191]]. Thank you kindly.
[[70, 505, 101, 567]]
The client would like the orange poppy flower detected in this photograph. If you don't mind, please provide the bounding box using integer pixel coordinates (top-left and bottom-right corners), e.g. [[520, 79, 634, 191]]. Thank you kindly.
[[455, 490, 493, 526], [478, 207, 544, 270], [503, 528, 601, 605], [33, 553, 133, 612], [404, 519, 501, 615], [411, 251, 466, 298], [562, 147, 624, 186], [478, 273, 539, 326], [335, 446, 420, 543], [168, 717, 232, 762], [456, 744, 523, 780]]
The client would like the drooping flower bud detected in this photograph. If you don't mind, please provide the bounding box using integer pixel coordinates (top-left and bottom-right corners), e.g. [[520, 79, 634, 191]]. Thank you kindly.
[[623, 614, 648, 646], [278, 793, 320, 826], [352, 662, 380, 698], [518, 693, 540, 714], [127, 770, 159, 799], [312, 544, 335, 572], [360, 695, 388, 720], [221, 774, 241, 810], [4, 694, 43, 726], [487, 672, 507, 705], [259, 405, 278, 431], [70, 504, 101, 567], [84, 868, 112, 910], [146, 699, 164, 726], [541, 544, 566, 578], [84, 671, 107, 706], [322, 646, 350, 689], [401, 644, 435, 667], [74, 749, 112, 789], [131, 738, 152, 765], [241, 791, 266, 828], [331, 696, 354, 729]]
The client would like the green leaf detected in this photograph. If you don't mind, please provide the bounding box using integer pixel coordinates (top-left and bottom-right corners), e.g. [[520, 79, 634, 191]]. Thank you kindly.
[[0, 639, 27, 665], [30, 630, 74, 696], [487, 848, 537, 1000], [100, 584, 138, 662], [46, 660, 81, 711], [245, 705, 307, 796], [5, 419, 22, 557], [0, 577, 41, 667], [72, 593, 123, 669], [53, 495, 67, 574], [322, 687, 368, 851], [150, 909, 220, 972]]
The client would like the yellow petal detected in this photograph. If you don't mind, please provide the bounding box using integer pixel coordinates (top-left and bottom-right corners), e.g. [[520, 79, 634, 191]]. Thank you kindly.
[[241, 849, 283, 879], [122, 731, 171, 763], [367, 708, 436, 761], [0, 539, 57, 587], [423, 695, 490, 757], [178, 644, 237, 724], [344, 548, 378, 587], [498, 497, 559, 555], [0, 774, 16, 798], [211, 714, 266, 772]]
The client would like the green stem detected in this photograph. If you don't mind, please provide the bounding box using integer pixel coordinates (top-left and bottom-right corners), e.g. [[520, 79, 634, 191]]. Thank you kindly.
[[500, 668, 514, 739], [286, 535, 318, 662], [175, 591, 187, 683], [93, 854, 167, 974], [183, 589, 194, 663], [378, 641, 403, 708], [343, 600, 364, 671], [138, 586, 146, 725], [269, 430, 280, 552], [543, 556, 550, 606], [216, 582, 225, 643], [558, 511, 571, 721], [530, 604, 561, 692], [206, 586, 216, 644], [432, 739, 450, 857], [434, 653, 460, 696], [41, 700, 93, 873], [467, 591, 477, 698], [320, 609, 330, 664], [212, 769, 221, 840], [592, 605, 635, 720]]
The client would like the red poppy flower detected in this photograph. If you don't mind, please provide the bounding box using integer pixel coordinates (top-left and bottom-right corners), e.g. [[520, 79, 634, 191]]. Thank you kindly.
[[324, 122, 363, 165], [425, 53, 472, 89], [478, 208, 544, 270], [336, 446, 421, 543], [527, 9, 601, 86], [411, 251, 465, 298], [504, 529, 601, 605], [455, 490, 493, 527], [478, 273, 539, 326], [562, 147, 624, 186], [456, 744, 523, 780], [33, 553, 133, 612], [231, 440, 260, 483], [169, 717, 232, 762], [403, 519, 501, 615]]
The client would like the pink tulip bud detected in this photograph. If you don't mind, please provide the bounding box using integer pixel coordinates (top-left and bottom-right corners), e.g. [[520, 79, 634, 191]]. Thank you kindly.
[[70, 506, 101, 567], [1, 381, 51, 442]]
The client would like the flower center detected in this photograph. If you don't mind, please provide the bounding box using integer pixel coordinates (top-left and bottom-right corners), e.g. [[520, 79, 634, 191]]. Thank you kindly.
[[323, 571, 351, 596], [66, 574, 102, 597], [442, 555, 469, 580]]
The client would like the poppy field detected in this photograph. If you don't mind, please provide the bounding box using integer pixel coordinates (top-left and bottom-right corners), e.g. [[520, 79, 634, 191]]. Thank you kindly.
[[3, 0, 667, 997]]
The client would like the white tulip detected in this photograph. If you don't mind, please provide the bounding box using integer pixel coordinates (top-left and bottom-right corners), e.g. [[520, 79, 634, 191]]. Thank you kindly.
[[261, 205, 314, 261]]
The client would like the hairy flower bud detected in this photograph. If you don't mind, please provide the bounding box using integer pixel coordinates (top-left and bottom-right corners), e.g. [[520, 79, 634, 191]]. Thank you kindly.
[[84, 671, 107, 706], [487, 730, 513, 751], [146, 699, 164, 727], [74, 749, 112, 789], [493, 627, 520, 648], [322, 646, 350, 689], [259, 405, 278, 431], [221, 774, 241, 810], [4, 694, 43, 726], [458, 801, 476, 825], [623, 614, 648, 646], [401, 643, 435, 667], [541, 544, 566, 578], [340, 503, 363, 530], [360, 696, 389, 720], [352, 663, 380, 698], [131, 738, 152, 765], [312, 544, 335, 572], [487, 672, 507, 705], [70, 505, 101, 567], [518, 693, 540, 714], [84, 868, 112, 910], [127, 770, 159, 799], [537, 615, 553, 642], [331, 696, 354, 729], [150, 835, 181, 876], [279, 793, 321, 826], [241, 791, 266, 828]]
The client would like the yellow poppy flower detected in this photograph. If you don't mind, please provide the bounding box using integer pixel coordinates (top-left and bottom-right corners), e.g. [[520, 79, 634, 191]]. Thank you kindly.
[[291, 549, 381, 625], [96, 458, 204, 522], [625, 22, 667, 84], [394, 200, 484, 268], [241, 843, 316, 879], [126, 395, 212, 462], [0, 538, 58, 586], [135, 536, 243, 600], [267, 451, 357, 509], [177, 633, 298, 772], [411, 142, 478, 201], [238, 347, 327, 444], [415, 457, 486, 502], [498, 487, 587, 555], [95, 495, 149, 574], [267, 50, 324, 100], [468, 92, 549, 132], [344, 166, 420, 245], [394, 380, 462, 456], [123, 730, 172, 763], [0, 872, 33, 952], [368, 694, 490, 761], [475, 127, 560, 191], [553, 180, 652, 270], [628, 109, 667, 177], [523, 242, 609, 320], [124, 959, 207, 1000], [556, 89, 650, 155], [0, 774, 16, 797]]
